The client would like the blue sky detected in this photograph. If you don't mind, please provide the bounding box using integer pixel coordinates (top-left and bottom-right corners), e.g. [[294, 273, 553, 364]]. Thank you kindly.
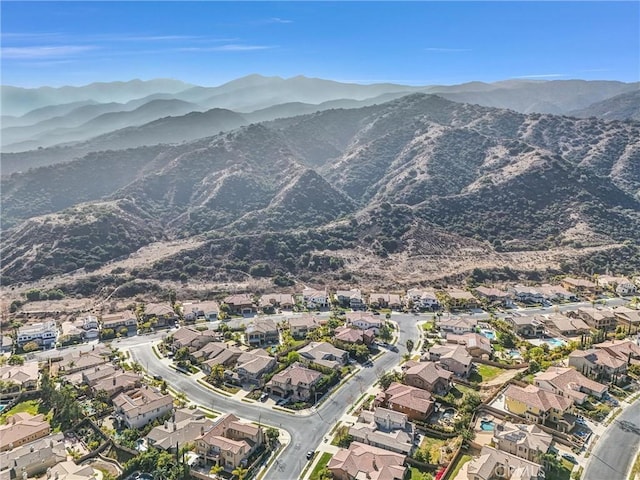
[[2, 1, 638, 87]]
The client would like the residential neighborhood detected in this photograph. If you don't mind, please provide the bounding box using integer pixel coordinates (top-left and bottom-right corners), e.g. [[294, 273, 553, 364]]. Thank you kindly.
[[1, 274, 639, 480]]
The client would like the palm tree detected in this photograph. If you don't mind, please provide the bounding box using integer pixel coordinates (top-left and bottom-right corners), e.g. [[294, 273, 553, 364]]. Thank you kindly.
[[232, 466, 248, 480], [209, 464, 223, 478]]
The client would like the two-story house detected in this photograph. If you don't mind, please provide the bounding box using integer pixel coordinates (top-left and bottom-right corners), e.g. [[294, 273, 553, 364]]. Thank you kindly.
[[302, 288, 329, 309], [576, 307, 616, 331], [442, 288, 479, 310], [0, 413, 51, 452], [222, 294, 256, 315], [265, 362, 322, 402], [406, 288, 439, 311], [0, 362, 39, 391], [182, 300, 220, 322], [438, 317, 477, 335], [17, 321, 57, 348], [569, 348, 628, 382], [425, 344, 472, 378], [534, 367, 607, 404], [503, 384, 575, 433], [542, 314, 590, 337], [446, 332, 492, 359], [288, 315, 321, 339], [377, 382, 435, 421], [467, 446, 544, 480], [506, 316, 545, 338], [474, 286, 514, 307], [561, 277, 598, 296], [404, 361, 453, 395], [245, 318, 279, 346], [346, 311, 384, 334], [597, 275, 636, 296], [492, 422, 552, 463], [232, 349, 276, 386], [368, 293, 403, 310], [196, 413, 264, 472], [80, 315, 100, 339], [101, 311, 137, 335], [142, 303, 178, 328], [298, 342, 349, 370], [328, 442, 407, 480], [258, 293, 295, 313], [334, 289, 365, 310], [147, 408, 216, 452], [113, 386, 174, 429], [348, 407, 415, 455], [508, 286, 544, 304]]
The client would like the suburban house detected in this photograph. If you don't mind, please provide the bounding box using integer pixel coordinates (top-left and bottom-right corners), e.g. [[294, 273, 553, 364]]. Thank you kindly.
[[346, 311, 384, 334], [506, 316, 545, 338], [0, 433, 65, 479], [503, 384, 575, 432], [536, 285, 577, 302], [534, 367, 607, 404], [170, 326, 221, 352], [446, 332, 492, 359], [595, 339, 640, 363], [265, 362, 322, 402], [196, 413, 264, 472], [508, 286, 544, 304], [442, 288, 479, 310], [222, 294, 256, 315], [141, 303, 177, 328], [438, 317, 477, 335], [569, 348, 628, 381], [298, 342, 349, 370], [575, 307, 616, 330], [328, 441, 407, 480], [334, 289, 365, 310], [613, 306, 640, 329], [245, 318, 279, 346], [597, 276, 636, 296], [376, 382, 435, 421], [542, 314, 590, 337], [182, 300, 219, 322], [474, 286, 513, 307], [425, 344, 472, 378], [82, 365, 118, 386], [288, 315, 322, 339], [59, 321, 84, 344], [368, 293, 403, 310], [334, 325, 375, 345], [80, 315, 100, 339], [0, 413, 51, 452], [92, 371, 143, 398], [17, 320, 57, 348], [101, 311, 137, 334], [0, 361, 39, 391], [561, 277, 598, 296], [259, 293, 295, 313], [0, 335, 13, 353], [467, 446, 543, 480], [232, 349, 276, 386], [55, 351, 108, 375], [48, 461, 99, 480], [349, 407, 415, 455], [196, 343, 243, 371], [302, 287, 329, 308], [406, 288, 440, 311], [113, 386, 174, 429], [404, 361, 453, 394], [492, 422, 552, 462], [146, 408, 216, 452]]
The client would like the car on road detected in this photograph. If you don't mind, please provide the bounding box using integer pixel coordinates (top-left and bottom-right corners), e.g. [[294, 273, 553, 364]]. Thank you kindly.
[[561, 453, 577, 464], [363, 360, 373, 367], [306, 451, 315, 460]]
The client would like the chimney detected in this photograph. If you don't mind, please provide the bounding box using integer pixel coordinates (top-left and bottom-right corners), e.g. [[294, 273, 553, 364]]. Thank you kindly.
[[113, 377, 116, 386]]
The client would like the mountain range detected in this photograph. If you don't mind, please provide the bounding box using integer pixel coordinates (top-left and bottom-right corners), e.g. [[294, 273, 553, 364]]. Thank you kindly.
[[2, 75, 638, 155], [2, 92, 639, 291]]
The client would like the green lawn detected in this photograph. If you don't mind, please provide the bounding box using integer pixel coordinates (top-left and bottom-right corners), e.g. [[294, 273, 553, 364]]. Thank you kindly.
[[420, 436, 447, 463], [0, 400, 41, 424], [410, 466, 433, 480], [475, 364, 505, 382], [445, 454, 472, 480], [546, 460, 573, 480], [309, 452, 333, 480]]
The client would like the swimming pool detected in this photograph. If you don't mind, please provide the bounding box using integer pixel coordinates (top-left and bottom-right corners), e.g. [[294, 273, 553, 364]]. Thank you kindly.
[[480, 420, 495, 431], [508, 349, 522, 358], [481, 329, 496, 340], [545, 338, 566, 348]]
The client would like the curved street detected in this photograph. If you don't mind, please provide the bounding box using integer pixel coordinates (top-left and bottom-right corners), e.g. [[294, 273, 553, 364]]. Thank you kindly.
[[129, 314, 422, 480], [583, 398, 640, 480]]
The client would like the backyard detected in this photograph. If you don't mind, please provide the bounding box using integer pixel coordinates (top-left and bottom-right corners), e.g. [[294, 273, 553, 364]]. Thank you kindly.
[[0, 400, 52, 424], [469, 364, 505, 383], [445, 454, 472, 480]]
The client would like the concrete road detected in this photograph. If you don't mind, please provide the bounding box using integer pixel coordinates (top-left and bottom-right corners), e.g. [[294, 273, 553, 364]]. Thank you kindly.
[[583, 399, 640, 480], [129, 313, 422, 480]]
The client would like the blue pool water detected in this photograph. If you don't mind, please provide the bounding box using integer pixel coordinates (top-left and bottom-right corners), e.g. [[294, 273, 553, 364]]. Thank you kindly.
[[481, 330, 496, 340], [508, 349, 522, 358], [480, 420, 495, 431], [545, 338, 566, 348]]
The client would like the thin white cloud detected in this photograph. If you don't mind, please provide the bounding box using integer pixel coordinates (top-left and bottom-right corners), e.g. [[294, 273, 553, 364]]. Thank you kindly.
[[266, 17, 293, 24], [2, 45, 97, 59], [514, 73, 568, 78], [177, 44, 274, 52], [425, 47, 472, 53]]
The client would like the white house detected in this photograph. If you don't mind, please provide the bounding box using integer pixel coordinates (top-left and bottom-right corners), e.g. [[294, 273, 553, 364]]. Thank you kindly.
[[406, 288, 439, 310], [302, 288, 329, 308], [17, 321, 58, 347]]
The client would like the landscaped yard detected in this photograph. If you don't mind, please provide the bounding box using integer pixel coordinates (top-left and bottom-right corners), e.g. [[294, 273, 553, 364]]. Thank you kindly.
[[0, 400, 43, 424], [445, 454, 471, 480], [419, 436, 448, 463], [546, 459, 574, 480], [409, 466, 434, 480], [470, 364, 505, 383], [309, 452, 333, 480]]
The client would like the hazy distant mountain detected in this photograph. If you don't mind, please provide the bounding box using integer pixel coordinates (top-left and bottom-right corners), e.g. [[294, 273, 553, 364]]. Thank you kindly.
[[569, 89, 640, 121], [2, 93, 639, 285], [1, 100, 99, 128], [0, 78, 193, 116], [2, 99, 202, 151]]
